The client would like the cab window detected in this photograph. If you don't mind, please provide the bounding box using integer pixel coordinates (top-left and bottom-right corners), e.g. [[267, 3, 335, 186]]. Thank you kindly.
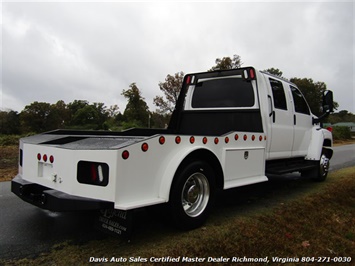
[[290, 86, 310, 115], [269, 78, 287, 110]]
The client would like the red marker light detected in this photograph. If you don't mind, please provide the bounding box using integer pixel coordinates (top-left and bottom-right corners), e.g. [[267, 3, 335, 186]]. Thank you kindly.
[[225, 137, 230, 143], [235, 134, 239, 141], [141, 143, 149, 152], [214, 138, 219, 144], [252, 135, 256, 141], [122, 150, 129, 160], [190, 136, 195, 144], [175, 136, 181, 144], [159, 136, 165, 145], [202, 137, 208, 144], [37, 153, 41, 161], [43, 154, 48, 162], [50, 155, 54, 163], [243, 135, 248, 141]]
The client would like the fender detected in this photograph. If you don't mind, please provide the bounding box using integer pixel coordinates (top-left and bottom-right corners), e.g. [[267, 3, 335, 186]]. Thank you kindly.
[[306, 127, 333, 161], [158, 146, 219, 201]]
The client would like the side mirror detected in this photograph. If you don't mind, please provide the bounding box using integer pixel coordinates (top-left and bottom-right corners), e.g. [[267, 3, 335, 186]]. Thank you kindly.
[[313, 90, 334, 125], [322, 90, 334, 113]]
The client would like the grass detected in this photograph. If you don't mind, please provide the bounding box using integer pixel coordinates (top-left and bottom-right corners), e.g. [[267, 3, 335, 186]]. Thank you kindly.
[[2, 167, 354, 266], [333, 138, 355, 146], [0, 145, 18, 182]]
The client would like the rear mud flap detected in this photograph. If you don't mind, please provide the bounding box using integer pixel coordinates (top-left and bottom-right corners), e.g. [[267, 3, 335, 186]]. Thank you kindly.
[[95, 209, 133, 240]]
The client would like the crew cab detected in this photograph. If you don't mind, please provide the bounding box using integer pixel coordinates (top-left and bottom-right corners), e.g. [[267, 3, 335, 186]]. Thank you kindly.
[[12, 67, 334, 230]]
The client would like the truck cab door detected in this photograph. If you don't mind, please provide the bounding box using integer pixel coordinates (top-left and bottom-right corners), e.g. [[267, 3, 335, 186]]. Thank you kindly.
[[267, 78, 294, 159], [289, 85, 312, 157]]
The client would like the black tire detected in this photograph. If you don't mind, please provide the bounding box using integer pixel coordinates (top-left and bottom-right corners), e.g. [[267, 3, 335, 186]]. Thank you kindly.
[[303, 149, 330, 182], [169, 160, 215, 230]]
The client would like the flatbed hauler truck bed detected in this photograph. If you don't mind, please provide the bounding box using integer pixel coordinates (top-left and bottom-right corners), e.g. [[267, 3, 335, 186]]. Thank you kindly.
[[12, 67, 334, 230]]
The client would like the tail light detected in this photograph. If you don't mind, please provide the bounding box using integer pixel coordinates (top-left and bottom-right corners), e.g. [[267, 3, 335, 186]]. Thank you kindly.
[[77, 161, 109, 186], [243, 68, 256, 81], [185, 75, 195, 85]]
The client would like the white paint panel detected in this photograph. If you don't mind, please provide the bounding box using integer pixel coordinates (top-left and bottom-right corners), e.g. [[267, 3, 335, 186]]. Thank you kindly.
[[223, 148, 265, 182]]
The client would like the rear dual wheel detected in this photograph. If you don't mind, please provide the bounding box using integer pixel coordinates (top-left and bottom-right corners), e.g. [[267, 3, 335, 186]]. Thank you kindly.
[[170, 160, 215, 230]]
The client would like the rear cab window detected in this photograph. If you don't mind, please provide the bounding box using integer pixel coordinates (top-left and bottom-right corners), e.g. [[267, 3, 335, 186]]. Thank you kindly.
[[185, 74, 258, 110]]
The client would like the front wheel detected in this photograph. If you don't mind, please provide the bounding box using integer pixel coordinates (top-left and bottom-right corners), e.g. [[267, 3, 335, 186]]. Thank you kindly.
[[303, 149, 330, 182], [169, 160, 215, 230], [317, 152, 330, 181]]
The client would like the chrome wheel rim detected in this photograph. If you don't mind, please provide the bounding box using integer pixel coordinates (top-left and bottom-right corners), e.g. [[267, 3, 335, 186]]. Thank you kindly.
[[320, 154, 330, 177], [181, 173, 210, 217]]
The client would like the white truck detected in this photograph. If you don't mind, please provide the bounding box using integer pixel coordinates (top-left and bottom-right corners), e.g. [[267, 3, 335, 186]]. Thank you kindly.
[[12, 67, 334, 230]]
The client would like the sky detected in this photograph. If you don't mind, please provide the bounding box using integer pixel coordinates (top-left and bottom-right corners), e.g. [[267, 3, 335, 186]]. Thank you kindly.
[[1, 1, 354, 114]]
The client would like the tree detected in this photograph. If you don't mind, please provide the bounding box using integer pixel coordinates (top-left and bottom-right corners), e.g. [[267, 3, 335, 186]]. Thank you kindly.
[[0, 110, 20, 134], [261, 69, 339, 117], [154, 71, 184, 115], [209, 54, 242, 71], [49, 100, 70, 129], [122, 83, 150, 127], [328, 110, 355, 124], [69, 101, 109, 130], [264, 68, 283, 77], [290, 78, 331, 117], [107, 104, 120, 118], [20, 102, 53, 133]]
